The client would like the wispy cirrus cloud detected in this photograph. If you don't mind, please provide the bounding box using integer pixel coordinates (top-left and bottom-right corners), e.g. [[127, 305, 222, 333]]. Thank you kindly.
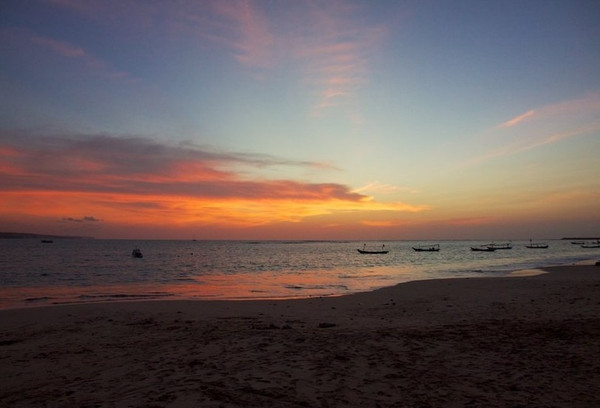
[[468, 123, 600, 167], [465, 93, 600, 167], [498, 109, 535, 128], [210, 0, 275, 70], [203, 0, 386, 116], [46, 0, 386, 118], [48, 0, 276, 71], [31, 36, 86, 58], [31, 35, 132, 81], [353, 182, 418, 195], [294, 2, 385, 118], [496, 93, 600, 131]]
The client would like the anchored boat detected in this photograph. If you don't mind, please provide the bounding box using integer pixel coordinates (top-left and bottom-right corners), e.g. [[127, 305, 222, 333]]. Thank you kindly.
[[487, 242, 512, 250], [471, 245, 496, 252], [526, 239, 548, 249], [581, 240, 600, 248], [357, 244, 389, 254], [412, 244, 440, 252]]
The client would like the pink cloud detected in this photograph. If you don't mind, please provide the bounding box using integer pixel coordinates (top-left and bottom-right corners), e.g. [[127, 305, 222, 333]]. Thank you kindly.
[[44, 0, 388, 119], [465, 93, 600, 168], [499, 93, 600, 129], [498, 109, 535, 128], [0, 132, 431, 237], [0, 133, 364, 202], [49, 0, 276, 72], [211, 0, 275, 69], [292, 3, 385, 117]]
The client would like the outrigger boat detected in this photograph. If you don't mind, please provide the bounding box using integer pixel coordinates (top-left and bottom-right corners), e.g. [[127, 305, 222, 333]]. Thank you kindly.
[[581, 240, 600, 248], [412, 244, 440, 252], [357, 244, 389, 254], [471, 246, 496, 252], [486, 242, 512, 250], [526, 239, 548, 249]]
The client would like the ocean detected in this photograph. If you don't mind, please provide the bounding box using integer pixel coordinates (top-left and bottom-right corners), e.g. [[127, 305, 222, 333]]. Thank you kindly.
[[0, 239, 597, 309]]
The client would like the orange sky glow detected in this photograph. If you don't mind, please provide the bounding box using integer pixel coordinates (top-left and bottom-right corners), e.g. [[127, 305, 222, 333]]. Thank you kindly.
[[0, 135, 433, 239], [1, 1, 599, 240]]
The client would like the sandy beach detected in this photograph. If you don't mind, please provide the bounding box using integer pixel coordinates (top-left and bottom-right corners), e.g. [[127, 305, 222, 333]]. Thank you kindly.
[[1, 264, 600, 407]]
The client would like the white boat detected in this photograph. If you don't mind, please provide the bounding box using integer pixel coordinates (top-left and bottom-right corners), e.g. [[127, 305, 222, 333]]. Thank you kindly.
[[487, 242, 512, 250], [526, 239, 548, 249], [581, 240, 600, 248]]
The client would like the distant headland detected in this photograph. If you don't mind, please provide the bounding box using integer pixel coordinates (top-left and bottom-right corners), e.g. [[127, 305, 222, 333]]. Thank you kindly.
[[561, 237, 600, 241], [0, 232, 93, 240]]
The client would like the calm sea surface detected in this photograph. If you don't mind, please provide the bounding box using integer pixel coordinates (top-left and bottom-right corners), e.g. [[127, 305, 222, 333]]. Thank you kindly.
[[1, 239, 598, 309]]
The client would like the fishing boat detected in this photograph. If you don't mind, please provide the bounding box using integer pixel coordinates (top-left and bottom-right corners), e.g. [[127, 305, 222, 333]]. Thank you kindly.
[[581, 240, 600, 248], [357, 244, 389, 254], [525, 239, 548, 249], [41, 239, 53, 244], [471, 246, 496, 252], [487, 242, 512, 250], [412, 244, 440, 252], [571, 241, 585, 245], [131, 248, 143, 258]]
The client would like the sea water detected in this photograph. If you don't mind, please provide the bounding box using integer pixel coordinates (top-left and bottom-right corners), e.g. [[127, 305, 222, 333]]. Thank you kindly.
[[0, 239, 597, 309]]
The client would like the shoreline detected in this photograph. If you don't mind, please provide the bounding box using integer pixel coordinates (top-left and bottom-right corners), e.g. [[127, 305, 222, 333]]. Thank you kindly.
[[1, 258, 595, 312], [1, 263, 599, 406], [3, 238, 598, 310]]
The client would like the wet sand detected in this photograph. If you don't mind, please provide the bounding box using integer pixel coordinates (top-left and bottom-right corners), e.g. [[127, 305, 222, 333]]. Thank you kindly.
[[1, 264, 600, 407]]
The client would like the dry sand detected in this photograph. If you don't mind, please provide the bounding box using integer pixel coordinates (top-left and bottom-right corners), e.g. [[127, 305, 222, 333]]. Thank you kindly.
[[1, 264, 600, 407]]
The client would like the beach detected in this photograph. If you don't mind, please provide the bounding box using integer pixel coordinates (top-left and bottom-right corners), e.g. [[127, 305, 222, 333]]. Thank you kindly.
[[1, 264, 599, 407]]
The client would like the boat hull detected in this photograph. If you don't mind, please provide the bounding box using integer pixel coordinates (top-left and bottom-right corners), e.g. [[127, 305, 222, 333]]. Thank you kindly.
[[487, 244, 512, 250], [357, 249, 389, 254], [412, 244, 440, 252], [471, 247, 495, 252]]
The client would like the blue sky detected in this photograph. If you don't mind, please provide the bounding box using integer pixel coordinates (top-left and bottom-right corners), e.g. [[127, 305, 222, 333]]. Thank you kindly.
[[1, 0, 599, 239]]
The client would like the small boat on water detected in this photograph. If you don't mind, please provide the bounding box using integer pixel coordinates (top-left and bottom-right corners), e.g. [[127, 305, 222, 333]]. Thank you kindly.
[[526, 243, 548, 249], [131, 248, 143, 258], [41, 239, 53, 243], [412, 244, 440, 252], [581, 240, 600, 248], [487, 242, 512, 250], [471, 246, 496, 252], [526, 239, 548, 249], [357, 244, 389, 254], [571, 241, 585, 245]]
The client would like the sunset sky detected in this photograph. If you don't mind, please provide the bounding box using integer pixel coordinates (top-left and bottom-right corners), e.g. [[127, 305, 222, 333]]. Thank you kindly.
[[1, 0, 599, 240]]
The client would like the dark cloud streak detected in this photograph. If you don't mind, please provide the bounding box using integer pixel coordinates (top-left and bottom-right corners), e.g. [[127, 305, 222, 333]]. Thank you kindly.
[[62, 216, 103, 223], [0, 132, 363, 202]]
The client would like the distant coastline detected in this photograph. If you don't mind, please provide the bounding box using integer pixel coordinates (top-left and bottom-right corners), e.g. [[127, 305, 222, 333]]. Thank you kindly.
[[561, 237, 600, 240], [0, 232, 93, 240]]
